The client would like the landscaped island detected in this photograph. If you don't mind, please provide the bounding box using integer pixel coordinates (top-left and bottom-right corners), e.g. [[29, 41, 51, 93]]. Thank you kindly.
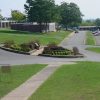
[[0, 28, 72, 55], [86, 47, 100, 53], [39, 43, 84, 58], [0, 29, 84, 57]]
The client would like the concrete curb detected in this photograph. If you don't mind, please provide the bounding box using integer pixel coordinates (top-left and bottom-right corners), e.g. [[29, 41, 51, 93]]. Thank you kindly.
[[39, 54, 84, 58], [0, 46, 44, 56], [0, 46, 30, 55]]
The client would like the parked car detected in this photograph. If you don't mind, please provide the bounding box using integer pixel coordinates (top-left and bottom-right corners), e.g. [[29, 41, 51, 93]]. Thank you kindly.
[[92, 31, 98, 34], [94, 32, 100, 36], [92, 29, 100, 35]]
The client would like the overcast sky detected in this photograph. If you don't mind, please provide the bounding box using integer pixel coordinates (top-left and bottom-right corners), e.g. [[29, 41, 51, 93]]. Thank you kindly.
[[0, 0, 100, 19]]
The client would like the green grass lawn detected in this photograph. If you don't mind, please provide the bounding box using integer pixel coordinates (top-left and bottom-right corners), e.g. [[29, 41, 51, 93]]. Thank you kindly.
[[86, 31, 95, 45], [86, 47, 100, 53], [0, 28, 71, 45], [0, 64, 46, 98], [30, 62, 100, 100]]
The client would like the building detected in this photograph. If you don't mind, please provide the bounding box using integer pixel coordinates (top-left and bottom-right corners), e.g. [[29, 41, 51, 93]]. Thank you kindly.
[[48, 23, 56, 32], [0, 20, 16, 28], [79, 26, 100, 31], [11, 23, 56, 32]]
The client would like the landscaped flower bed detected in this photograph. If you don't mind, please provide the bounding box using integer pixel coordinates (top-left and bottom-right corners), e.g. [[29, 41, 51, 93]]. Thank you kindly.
[[0, 40, 40, 54], [39, 43, 84, 58]]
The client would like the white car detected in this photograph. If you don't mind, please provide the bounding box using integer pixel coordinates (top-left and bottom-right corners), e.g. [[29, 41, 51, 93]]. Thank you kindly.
[[94, 31, 100, 36], [92, 31, 98, 34]]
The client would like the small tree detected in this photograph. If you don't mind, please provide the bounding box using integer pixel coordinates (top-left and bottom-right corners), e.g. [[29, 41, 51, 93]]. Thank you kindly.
[[0, 14, 3, 20], [81, 20, 95, 26], [11, 10, 26, 22], [0, 9, 3, 20]]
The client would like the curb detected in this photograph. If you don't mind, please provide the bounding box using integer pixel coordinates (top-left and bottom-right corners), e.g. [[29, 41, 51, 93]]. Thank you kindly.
[[0, 46, 30, 55], [39, 54, 84, 58]]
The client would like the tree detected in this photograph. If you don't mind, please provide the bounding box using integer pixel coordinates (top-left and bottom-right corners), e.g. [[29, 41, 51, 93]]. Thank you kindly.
[[24, 0, 56, 32], [95, 18, 100, 26], [0, 9, 3, 20], [11, 10, 26, 22], [81, 19, 95, 26], [59, 2, 83, 29], [0, 14, 2, 20]]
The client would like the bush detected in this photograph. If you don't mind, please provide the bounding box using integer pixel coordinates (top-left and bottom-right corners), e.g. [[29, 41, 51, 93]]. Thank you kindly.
[[42, 47, 72, 56], [43, 43, 72, 55], [4, 40, 15, 48], [20, 43, 31, 52], [11, 44, 21, 51], [73, 47, 79, 55], [44, 43, 68, 51], [47, 42, 57, 47], [3, 40, 40, 52]]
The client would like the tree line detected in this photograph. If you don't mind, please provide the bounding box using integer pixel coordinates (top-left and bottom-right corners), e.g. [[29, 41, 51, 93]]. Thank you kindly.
[[1, 0, 100, 32], [0, 0, 83, 32], [81, 19, 100, 27], [24, 0, 83, 32]]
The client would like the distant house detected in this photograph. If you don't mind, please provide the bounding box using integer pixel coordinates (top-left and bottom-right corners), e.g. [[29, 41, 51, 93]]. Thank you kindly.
[[0, 20, 16, 28], [79, 26, 100, 31]]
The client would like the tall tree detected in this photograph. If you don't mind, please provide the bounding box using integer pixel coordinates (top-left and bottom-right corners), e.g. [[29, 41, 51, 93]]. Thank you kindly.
[[0, 14, 2, 20], [0, 9, 3, 20], [81, 19, 95, 26], [95, 18, 100, 26], [11, 10, 26, 22], [24, 0, 56, 32], [60, 2, 83, 29]]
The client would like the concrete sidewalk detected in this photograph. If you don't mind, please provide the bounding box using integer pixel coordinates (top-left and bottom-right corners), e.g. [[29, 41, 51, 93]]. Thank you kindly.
[[1, 62, 75, 100], [31, 48, 44, 56]]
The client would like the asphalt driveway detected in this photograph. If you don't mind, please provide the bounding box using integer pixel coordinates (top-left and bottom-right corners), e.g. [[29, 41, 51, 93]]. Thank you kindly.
[[0, 31, 100, 65]]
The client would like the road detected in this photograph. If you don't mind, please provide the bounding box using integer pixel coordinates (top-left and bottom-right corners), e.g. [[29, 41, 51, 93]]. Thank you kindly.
[[95, 35, 100, 45], [0, 31, 100, 65]]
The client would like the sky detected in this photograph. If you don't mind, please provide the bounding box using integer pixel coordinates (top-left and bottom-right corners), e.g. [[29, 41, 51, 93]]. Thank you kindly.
[[0, 0, 100, 19]]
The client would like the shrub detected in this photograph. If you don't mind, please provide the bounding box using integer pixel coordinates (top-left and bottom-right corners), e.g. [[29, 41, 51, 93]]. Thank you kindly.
[[41, 43, 74, 56], [45, 43, 67, 51], [10, 44, 21, 51], [73, 47, 79, 55], [20, 43, 31, 52], [3, 40, 41, 52], [47, 42, 57, 47], [4, 40, 15, 48]]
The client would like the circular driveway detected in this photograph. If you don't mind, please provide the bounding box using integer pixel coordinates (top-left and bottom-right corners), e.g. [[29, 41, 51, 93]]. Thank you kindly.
[[0, 31, 100, 65]]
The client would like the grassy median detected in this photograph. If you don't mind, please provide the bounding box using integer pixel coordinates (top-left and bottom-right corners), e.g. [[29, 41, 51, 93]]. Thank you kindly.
[[86, 47, 100, 53], [86, 31, 95, 45], [30, 62, 100, 100]]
